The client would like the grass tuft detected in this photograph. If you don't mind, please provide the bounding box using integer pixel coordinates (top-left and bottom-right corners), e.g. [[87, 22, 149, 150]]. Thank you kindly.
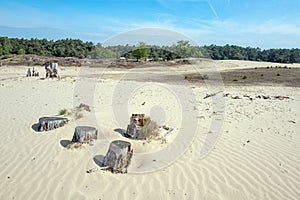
[[59, 108, 69, 115], [202, 74, 209, 80], [139, 117, 159, 140]]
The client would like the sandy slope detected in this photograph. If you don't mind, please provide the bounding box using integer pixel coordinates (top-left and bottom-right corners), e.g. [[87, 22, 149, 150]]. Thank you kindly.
[[0, 60, 299, 200]]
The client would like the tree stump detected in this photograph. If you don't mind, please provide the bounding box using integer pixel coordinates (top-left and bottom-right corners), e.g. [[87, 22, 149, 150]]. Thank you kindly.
[[38, 117, 69, 131], [126, 114, 145, 139], [72, 126, 98, 143], [45, 62, 59, 78], [102, 140, 133, 173]]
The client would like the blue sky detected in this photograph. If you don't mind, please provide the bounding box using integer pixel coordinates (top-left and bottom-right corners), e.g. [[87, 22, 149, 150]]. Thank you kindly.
[[0, 0, 300, 48]]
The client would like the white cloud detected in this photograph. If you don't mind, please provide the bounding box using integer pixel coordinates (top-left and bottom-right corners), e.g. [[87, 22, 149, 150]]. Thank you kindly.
[[241, 20, 300, 35]]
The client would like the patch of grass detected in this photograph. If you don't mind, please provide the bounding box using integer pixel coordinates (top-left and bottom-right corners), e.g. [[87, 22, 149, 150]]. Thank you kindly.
[[233, 79, 238, 82], [139, 117, 159, 140], [202, 74, 209, 80], [75, 112, 83, 119], [77, 103, 91, 112], [59, 108, 68, 115]]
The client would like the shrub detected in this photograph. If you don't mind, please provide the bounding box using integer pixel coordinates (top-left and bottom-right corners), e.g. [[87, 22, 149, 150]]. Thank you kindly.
[[139, 117, 159, 140], [242, 76, 247, 79], [59, 108, 68, 115], [202, 74, 209, 80], [277, 73, 280, 76], [77, 103, 91, 112]]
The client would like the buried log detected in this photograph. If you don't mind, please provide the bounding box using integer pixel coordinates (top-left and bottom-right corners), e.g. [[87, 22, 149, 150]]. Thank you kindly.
[[72, 126, 98, 143], [38, 117, 69, 131], [102, 140, 133, 173]]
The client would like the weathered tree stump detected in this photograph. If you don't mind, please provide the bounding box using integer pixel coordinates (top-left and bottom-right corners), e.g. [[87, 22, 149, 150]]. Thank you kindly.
[[38, 117, 69, 131], [72, 126, 98, 143], [102, 140, 133, 173], [126, 114, 145, 139], [45, 62, 59, 78]]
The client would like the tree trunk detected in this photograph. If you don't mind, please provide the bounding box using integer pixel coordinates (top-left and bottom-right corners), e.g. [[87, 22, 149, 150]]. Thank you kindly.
[[38, 117, 69, 131], [72, 126, 97, 143], [126, 114, 145, 139], [102, 140, 133, 173]]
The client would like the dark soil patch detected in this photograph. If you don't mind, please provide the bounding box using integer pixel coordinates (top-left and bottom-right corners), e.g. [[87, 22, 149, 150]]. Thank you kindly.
[[185, 67, 300, 87]]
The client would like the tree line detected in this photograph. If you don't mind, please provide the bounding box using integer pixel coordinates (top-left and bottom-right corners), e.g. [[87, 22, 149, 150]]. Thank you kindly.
[[90, 41, 203, 61], [0, 37, 94, 58], [1, 36, 300, 63], [204, 44, 300, 63]]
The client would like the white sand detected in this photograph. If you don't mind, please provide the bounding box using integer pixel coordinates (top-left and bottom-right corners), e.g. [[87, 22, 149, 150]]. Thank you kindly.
[[0, 60, 299, 199]]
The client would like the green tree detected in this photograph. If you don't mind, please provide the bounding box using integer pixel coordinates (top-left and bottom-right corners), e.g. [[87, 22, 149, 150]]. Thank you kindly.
[[174, 40, 190, 58], [0, 37, 13, 55], [18, 48, 26, 55], [90, 43, 116, 58], [132, 42, 149, 61]]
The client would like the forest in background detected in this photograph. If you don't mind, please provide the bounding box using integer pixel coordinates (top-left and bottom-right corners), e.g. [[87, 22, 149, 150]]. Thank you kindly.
[[1, 36, 300, 63]]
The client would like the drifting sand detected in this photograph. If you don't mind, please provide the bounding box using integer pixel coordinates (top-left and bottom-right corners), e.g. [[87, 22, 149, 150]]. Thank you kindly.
[[0, 60, 299, 199]]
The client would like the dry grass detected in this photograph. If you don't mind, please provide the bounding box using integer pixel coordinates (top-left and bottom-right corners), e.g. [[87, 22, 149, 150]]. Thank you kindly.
[[74, 112, 83, 120], [58, 108, 69, 115], [66, 142, 83, 149], [77, 103, 91, 112], [138, 117, 160, 140], [57, 103, 90, 120]]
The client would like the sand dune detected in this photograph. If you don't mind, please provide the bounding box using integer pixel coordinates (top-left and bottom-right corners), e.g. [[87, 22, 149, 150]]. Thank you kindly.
[[0, 60, 299, 199]]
